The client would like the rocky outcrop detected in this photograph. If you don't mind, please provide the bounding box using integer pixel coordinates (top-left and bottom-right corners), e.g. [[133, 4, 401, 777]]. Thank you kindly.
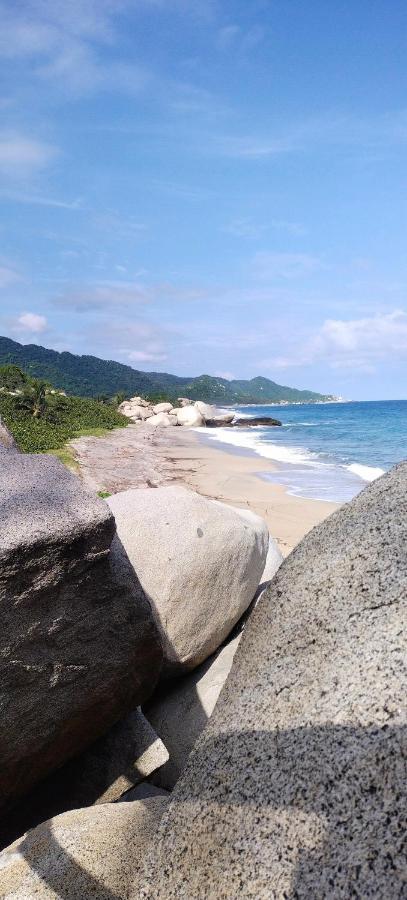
[[146, 412, 174, 428], [194, 401, 217, 420], [0, 416, 19, 451], [108, 486, 268, 675], [146, 635, 241, 790], [0, 452, 162, 815], [0, 798, 168, 899], [141, 464, 407, 897]]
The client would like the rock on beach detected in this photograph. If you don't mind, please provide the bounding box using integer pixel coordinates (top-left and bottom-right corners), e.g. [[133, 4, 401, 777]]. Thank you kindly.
[[0, 451, 162, 815], [108, 485, 269, 675], [140, 463, 407, 897]]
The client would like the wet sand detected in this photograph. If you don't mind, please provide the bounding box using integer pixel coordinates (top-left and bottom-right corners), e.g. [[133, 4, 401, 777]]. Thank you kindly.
[[71, 424, 339, 556]]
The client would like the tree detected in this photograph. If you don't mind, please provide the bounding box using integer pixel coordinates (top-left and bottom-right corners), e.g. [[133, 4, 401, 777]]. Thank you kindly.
[[0, 364, 27, 391], [17, 380, 49, 418]]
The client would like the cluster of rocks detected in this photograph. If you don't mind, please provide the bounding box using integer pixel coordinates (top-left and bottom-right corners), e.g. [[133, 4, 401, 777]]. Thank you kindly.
[[0, 442, 282, 895], [118, 396, 283, 429], [118, 395, 236, 428], [0, 431, 405, 898]]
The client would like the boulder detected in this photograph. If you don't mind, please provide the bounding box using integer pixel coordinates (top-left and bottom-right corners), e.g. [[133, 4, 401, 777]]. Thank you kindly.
[[142, 464, 407, 898], [138, 407, 154, 420], [0, 452, 162, 815], [0, 416, 19, 451], [233, 415, 282, 427], [152, 403, 174, 414], [0, 709, 169, 848], [108, 486, 268, 675], [168, 415, 179, 427], [174, 406, 204, 428], [0, 798, 168, 899], [177, 397, 193, 407], [146, 635, 241, 790], [194, 401, 217, 420], [206, 413, 236, 426], [127, 404, 146, 420], [146, 412, 173, 428]]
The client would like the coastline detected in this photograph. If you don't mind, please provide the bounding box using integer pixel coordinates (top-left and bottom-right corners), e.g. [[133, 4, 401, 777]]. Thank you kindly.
[[71, 424, 339, 556]]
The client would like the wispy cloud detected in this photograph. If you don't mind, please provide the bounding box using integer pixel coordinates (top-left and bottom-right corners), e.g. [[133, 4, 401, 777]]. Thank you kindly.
[[0, 265, 23, 288], [252, 252, 325, 280], [53, 282, 151, 312], [0, 132, 58, 177]]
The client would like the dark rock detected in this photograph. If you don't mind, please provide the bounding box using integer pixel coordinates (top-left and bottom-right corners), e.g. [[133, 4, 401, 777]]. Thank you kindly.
[[0, 451, 163, 817], [233, 416, 282, 427], [142, 463, 407, 898]]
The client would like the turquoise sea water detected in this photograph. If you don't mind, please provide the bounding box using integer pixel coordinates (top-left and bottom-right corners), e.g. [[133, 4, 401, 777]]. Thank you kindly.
[[199, 400, 407, 502]]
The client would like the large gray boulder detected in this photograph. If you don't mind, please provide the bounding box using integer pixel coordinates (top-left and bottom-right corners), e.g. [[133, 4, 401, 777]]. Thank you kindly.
[[108, 486, 268, 675], [0, 798, 168, 899], [146, 635, 241, 790], [0, 452, 162, 815], [141, 464, 407, 898]]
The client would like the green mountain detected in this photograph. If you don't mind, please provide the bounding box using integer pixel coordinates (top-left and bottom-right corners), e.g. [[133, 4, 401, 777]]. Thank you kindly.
[[0, 336, 334, 404]]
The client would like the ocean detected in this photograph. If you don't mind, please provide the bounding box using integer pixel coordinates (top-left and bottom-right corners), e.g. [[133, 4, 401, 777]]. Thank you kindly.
[[199, 400, 407, 503]]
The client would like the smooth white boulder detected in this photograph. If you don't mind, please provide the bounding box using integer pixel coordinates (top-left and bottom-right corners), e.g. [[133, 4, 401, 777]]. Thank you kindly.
[[177, 397, 193, 406], [152, 402, 174, 414], [194, 401, 217, 420], [146, 412, 173, 427], [207, 412, 235, 425], [0, 799, 167, 899], [174, 406, 204, 427], [108, 486, 268, 674]]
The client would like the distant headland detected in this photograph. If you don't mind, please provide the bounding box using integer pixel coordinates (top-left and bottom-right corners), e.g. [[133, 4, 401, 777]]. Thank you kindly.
[[0, 336, 337, 405]]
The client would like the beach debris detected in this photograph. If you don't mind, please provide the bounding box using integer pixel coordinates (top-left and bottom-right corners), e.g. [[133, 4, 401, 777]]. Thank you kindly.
[[107, 485, 269, 676], [142, 463, 407, 898], [0, 451, 162, 815], [0, 798, 168, 899]]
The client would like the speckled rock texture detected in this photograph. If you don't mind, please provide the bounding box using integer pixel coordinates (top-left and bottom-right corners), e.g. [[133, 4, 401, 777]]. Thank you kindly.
[[108, 486, 268, 675], [0, 452, 162, 816], [0, 797, 168, 899], [140, 464, 407, 898]]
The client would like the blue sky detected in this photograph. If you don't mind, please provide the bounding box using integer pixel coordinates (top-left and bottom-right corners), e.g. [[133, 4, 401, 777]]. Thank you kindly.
[[1, 0, 406, 399]]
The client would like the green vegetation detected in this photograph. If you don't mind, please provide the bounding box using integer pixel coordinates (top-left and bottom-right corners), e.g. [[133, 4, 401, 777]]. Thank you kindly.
[[97, 490, 112, 499], [0, 369, 128, 454], [0, 336, 334, 404]]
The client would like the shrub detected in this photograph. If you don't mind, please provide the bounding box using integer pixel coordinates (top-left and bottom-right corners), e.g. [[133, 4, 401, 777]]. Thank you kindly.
[[0, 390, 128, 454]]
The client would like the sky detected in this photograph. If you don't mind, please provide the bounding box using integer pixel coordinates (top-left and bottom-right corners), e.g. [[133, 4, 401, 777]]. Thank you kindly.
[[1, 0, 407, 400]]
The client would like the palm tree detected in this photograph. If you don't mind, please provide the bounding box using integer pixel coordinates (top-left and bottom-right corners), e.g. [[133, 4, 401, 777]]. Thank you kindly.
[[17, 380, 48, 418]]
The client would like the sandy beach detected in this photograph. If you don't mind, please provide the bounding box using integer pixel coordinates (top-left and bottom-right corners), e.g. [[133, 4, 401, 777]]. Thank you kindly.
[[71, 424, 338, 555]]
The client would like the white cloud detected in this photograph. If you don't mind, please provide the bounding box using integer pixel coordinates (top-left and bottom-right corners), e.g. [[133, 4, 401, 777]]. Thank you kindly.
[[16, 312, 48, 333], [270, 310, 407, 372], [0, 132, 58, 177], [252, 252, 325, 280]]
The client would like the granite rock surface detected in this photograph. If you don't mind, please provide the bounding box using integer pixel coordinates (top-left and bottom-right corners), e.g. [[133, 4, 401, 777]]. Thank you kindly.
[[140, 464, 407, 898], [0, 452, 162, 815], [0, 798, 167, 899], [108, 486, 268, 675]]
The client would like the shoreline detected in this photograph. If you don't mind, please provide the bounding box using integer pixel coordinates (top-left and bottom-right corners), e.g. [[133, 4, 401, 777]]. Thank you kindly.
[[71, 424, 339, 556]]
